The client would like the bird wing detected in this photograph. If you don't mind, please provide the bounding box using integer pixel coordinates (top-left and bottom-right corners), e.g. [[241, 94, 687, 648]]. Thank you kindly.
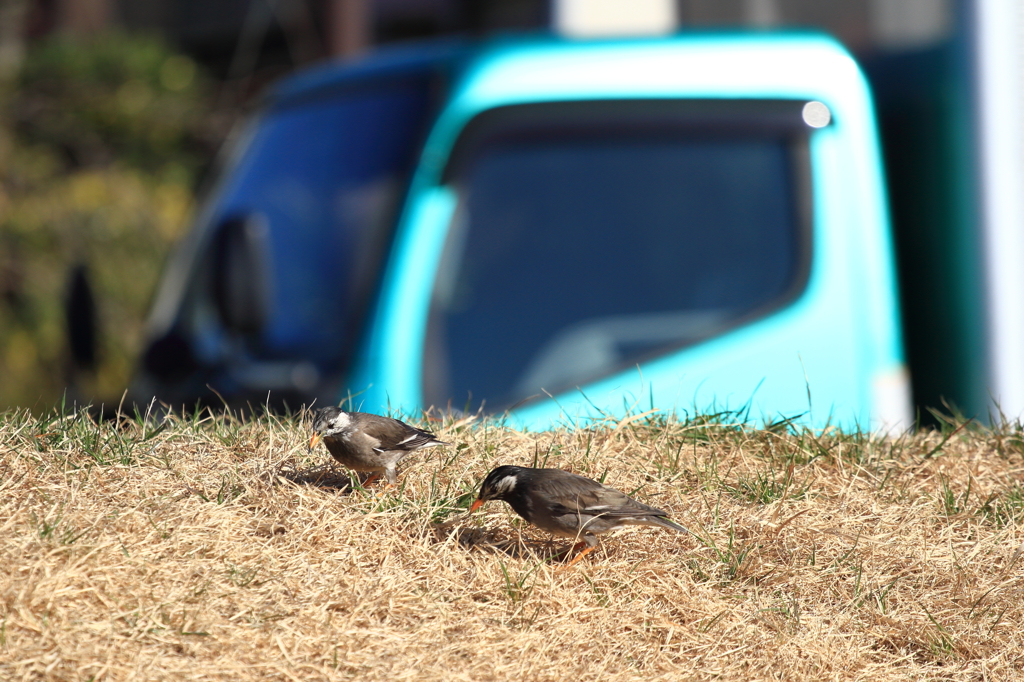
[[539, 472, 671, 519], [375, 420, 447, 452]]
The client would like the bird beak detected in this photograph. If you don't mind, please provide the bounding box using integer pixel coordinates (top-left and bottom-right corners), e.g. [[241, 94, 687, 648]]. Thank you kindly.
[[308, 433, 321, 451], [469, 498, 484, 513]]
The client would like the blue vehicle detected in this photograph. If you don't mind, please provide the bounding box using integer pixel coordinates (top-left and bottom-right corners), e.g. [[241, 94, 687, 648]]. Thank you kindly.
[[132, 33, 910, 430]]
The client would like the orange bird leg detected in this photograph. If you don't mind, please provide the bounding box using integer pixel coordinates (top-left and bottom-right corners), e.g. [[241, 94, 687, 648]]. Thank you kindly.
[[558, 543, 599, 570], [555, 541, 588, 560], [364, 474, 396, 498]]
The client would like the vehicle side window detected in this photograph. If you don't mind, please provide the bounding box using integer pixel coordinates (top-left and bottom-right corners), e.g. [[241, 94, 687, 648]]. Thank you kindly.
[[194, 78, 434, 370], [423, 101, 813, 411]]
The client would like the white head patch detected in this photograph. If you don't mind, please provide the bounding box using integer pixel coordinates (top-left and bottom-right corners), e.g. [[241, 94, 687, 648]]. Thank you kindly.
[[330, 411, 351, 431], [494, 475, 517, 495]]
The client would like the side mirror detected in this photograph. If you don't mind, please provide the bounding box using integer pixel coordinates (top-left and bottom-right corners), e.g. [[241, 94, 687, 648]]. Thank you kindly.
[[211, 213, 271, 337], [65, 263, 98, 372]]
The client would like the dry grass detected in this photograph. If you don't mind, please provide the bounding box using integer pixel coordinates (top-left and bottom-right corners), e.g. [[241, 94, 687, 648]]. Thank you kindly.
[[1, 405, 1024, 681]]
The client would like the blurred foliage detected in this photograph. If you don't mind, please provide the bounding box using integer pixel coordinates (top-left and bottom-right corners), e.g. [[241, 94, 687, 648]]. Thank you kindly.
[[0, 32, 225, 410]]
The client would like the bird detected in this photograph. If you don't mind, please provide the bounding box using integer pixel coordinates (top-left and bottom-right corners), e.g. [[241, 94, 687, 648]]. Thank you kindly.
[[308, 406, 448, 486], [470, 465, 689, 567]]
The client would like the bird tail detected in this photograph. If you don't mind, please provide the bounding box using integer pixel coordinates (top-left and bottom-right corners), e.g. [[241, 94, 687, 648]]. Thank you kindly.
[[652, 516, 691, 534]]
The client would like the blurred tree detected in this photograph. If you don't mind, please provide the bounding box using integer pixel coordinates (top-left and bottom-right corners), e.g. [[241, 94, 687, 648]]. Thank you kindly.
[[56, 0, 113, 35], [0, 0, 27, 82], [0, 32, 224, 411]]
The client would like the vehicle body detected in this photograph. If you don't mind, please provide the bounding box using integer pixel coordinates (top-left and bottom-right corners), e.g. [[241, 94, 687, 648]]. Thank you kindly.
[[131, 32, 910, 430]]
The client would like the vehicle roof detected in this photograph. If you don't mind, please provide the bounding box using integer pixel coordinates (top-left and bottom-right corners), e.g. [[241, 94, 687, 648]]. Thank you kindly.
[[267, 38, 471, 105], [266, 30, 848, 108]]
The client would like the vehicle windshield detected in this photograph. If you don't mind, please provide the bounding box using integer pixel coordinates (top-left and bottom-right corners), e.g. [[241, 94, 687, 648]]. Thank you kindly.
[[424, 101, 813, 411]]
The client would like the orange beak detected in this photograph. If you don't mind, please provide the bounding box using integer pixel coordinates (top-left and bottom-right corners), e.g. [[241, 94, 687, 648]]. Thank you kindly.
[[469, 498, 484, 513], [308, 433, 321, 450]]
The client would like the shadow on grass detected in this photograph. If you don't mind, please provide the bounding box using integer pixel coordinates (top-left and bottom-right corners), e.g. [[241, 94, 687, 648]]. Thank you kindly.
[[275, 462, 361, 492], [431, 522, 571, 561]]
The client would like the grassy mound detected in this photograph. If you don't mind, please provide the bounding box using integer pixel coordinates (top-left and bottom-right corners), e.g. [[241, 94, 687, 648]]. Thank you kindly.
[[1, 408, 1022, 680]]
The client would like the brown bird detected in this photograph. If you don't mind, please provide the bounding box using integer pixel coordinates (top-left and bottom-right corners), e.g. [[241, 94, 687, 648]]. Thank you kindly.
[[470, 465, 689, 567], [309, 406, 448, 486]]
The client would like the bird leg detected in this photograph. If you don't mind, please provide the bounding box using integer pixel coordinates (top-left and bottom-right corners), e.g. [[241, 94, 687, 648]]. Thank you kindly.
[[361, 472, 398, 497], [553, 540, 588, 561], [557, 542, 599, 570]]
